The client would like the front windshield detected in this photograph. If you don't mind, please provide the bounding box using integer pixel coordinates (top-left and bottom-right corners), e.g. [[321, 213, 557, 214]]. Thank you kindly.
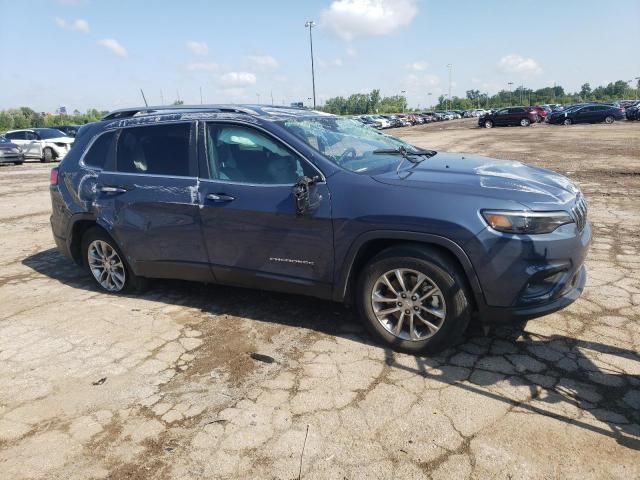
[[36, 128, 67, 139], [280, 117, 434, 174]]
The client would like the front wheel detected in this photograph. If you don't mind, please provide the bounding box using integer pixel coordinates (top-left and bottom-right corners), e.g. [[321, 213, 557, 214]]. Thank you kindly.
[[356, 246, 471, 354], [520, 118, 531, 127], [604, 115, 614, 124], [484, 120, 494, 128], [563, 118, 572, 126], [41, 147, 54, 163]]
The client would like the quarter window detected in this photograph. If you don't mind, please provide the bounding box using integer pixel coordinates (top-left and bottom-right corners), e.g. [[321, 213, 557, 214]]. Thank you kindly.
[[84, 131, 115, 169], [6, 131, 26, 140], [116, 123, 191, 176], [206, 124, 314, 185]]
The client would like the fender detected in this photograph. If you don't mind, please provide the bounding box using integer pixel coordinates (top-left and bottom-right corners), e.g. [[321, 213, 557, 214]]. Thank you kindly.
[[333, 230, 486, 309]]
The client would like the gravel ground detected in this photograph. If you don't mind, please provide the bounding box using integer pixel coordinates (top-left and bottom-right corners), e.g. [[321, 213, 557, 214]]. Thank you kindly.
[[0, 119, 639, 479]]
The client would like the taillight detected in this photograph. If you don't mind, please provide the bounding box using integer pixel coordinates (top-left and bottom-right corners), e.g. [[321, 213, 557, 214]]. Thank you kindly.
[[50, 168, 59, 185]]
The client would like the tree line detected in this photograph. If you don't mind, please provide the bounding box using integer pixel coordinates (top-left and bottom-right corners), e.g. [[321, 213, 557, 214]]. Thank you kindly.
[[320, 80, 639, 115], [0, 107, 108, 132]]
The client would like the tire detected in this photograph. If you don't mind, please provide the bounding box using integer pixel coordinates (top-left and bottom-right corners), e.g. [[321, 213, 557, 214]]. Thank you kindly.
[[520, 118, 531, 127], [563, 118, 572, 126], [484, 120, 494, 128], [81, 226, 147, 293], [41, 147, 54, 163], [356, 245, 471, 354], [604, 115, 614, 124]]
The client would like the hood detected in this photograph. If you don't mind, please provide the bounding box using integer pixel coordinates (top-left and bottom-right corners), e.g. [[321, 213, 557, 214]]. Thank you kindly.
[[48, 136, 74, 144], [371, 152, 579, 210]]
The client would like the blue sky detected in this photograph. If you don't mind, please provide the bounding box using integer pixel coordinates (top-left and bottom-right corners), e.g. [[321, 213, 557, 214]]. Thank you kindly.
[[1, 0, 639, 112]]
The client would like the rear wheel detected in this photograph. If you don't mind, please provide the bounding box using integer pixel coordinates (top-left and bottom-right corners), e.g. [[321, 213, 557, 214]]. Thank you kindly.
[[41, 147, 54, 163], [604, 115, 614, 124], [520, 118, 531, 127], [563, 118, 572, 126], [484, 120, 494, 128], [356, 245, 471, 354], [81, 227, 146, 293]]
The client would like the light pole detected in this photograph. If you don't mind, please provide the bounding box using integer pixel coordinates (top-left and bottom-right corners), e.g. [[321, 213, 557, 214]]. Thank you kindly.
[[427, 92, 432, 109], [401, 90, 406, 113], [507, 82, 514, 105], [636, 77, 640, 100], [256, 93, 260, 104], [305, 20, 317, 109], [446, 64, 452, 111]]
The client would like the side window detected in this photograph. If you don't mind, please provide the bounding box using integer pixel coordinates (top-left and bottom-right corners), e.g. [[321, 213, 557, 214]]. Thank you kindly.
[[116, 123, 191, 176], [497, 109, 509, 115], [509, 108, 525, 114], [83, 131, 116, 169], [25, 132, 38, 140], [206, 124, 315, 185], [6, 131, 25, 140]]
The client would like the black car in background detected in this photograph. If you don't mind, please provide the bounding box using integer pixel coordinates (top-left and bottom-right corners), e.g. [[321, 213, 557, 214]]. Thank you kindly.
[[51, 125, 81, 137], [478, 107, 539, 128], [547, 104, 625, 125]]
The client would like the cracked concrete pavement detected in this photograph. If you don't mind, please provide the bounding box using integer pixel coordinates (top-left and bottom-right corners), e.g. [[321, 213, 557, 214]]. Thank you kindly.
[[0, 120, 639, 479]]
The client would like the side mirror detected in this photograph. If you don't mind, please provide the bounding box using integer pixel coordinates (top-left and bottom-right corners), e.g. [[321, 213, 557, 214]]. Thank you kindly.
[[292, 176, 319, 216]]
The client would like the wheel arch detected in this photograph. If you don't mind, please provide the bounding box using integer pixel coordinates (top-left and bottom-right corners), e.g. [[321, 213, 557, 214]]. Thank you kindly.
[[334, 231, 485, 311], [67, 215, 121, 266]]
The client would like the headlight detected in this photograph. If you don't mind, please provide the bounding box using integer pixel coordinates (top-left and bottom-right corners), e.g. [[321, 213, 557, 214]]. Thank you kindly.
[[481, 210, 574, 234]]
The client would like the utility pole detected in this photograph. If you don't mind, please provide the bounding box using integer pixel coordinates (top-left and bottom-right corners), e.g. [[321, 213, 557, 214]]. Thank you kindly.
[[160, 89, 164, 105], [401, 90, 406, 113], [636, 77, 640, 100], [270, 90, 274, 105], [507, 82, 514, 105], [447, 64, 452, 111], [305, 20, 317, 109], [140, 89, 148, 107], [200, 86, 203, 104]]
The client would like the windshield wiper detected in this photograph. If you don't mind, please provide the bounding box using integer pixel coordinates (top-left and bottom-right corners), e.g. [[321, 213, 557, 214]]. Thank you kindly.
[[372, 146, 437, 176]]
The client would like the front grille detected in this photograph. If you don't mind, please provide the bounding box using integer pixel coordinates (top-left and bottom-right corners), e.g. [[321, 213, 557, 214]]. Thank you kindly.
[[571, 194, 587, 232]]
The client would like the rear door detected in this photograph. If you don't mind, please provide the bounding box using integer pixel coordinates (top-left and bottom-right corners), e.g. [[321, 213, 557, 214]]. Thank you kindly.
[[197, 121, 334, 298], [94, 122, 212, 282], [573, 106, 592, 123]]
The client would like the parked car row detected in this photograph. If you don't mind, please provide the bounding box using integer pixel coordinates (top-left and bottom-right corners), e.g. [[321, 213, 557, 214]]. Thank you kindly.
[[0, 128, 75, 164], [477, 101, 634, 128], [354, 110, 470, 129]]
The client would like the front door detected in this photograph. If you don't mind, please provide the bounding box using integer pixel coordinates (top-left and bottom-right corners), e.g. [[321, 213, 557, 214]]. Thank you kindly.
[[198, 122, 334, 298], [95, 121, 212, 282]]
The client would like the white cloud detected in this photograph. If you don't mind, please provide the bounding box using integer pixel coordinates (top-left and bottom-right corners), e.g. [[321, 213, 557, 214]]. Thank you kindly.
[[406, 73, 441, 90], [318, 58, 344, 68], [97, 38, 127, 58], [54, 17, 90, 33], [246, 55, 279, 69], [321, 0, 418, 41], [219, 72, 257, 87], [346, 46, 357, 57], [186, 41, 208, 56], [406, 61, 428, 71], [498, 54, 542, 75], [186, 62, 219, 72]]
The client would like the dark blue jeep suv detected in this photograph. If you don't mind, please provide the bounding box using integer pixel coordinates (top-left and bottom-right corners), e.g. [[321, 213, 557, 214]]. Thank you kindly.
[[49, 105, 590, 353]]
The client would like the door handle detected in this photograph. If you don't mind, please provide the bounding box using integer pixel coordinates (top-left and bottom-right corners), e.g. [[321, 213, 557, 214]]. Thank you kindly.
[[99, 185, 128, 194], [206, 193, 235, 202]]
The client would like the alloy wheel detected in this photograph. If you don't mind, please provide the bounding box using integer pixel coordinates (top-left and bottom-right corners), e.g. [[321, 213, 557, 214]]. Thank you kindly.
[[370, 268, 446, 341], [87, 240, 126, 291]]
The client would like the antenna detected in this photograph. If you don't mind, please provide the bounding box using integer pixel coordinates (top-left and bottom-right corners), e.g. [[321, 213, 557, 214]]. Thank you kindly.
[[140, 89, 148, 107]]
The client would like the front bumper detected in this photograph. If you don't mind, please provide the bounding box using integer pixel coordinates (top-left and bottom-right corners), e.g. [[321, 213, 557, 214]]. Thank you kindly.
[[0, 153, 24, 163], [481, 264, 586, 323]]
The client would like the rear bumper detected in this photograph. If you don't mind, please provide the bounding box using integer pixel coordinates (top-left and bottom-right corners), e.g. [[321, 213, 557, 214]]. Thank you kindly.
[[0, 154, 24, 163], [480, 264, 586, 323]]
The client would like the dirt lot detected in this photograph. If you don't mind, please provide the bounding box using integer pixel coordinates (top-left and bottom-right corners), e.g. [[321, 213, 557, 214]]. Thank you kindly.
[[1, 119, 639, 479]]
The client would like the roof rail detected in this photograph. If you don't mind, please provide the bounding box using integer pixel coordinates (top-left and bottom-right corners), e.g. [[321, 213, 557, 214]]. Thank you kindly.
[[101, 104, 255, 121]]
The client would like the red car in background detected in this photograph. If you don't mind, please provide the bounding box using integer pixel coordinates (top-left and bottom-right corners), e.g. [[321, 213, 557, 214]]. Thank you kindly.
[[527, 106, 549, 122]]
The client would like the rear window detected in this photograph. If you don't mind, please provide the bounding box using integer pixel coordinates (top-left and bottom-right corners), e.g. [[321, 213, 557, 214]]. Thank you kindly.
[[83, 131, 115, 169], [116, 123, 191, 176]]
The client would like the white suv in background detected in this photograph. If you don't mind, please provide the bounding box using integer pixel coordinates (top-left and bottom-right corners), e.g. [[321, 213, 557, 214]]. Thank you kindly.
[[3, 128, 74, 162]]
